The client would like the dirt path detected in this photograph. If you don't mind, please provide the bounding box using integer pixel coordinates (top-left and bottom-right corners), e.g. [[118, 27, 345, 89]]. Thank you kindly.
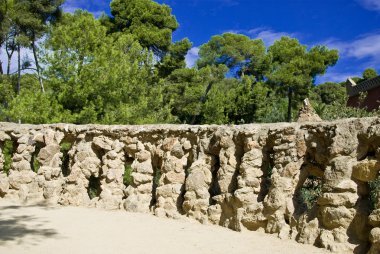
[[0, 200, 328, 254]]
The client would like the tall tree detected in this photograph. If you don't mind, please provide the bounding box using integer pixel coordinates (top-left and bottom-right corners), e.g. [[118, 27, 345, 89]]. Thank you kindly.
[[46, 10, 109, 112], [15, 0, 64, 92], [363, 68, 378, 80], [5, 28, 16, 75], [157, 38, 192, 78], [0, 0, 12, 75], [267, 37, 338, 122], [45, 10, 174, 124], [110, 0, 178, 56], [163, 65, 228, 124], [197, 33, 269, 79], [310, 82, 346, 105]]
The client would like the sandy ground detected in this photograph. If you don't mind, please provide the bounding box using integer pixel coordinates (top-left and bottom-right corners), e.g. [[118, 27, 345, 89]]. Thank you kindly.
[[0, 200, 329, 254]]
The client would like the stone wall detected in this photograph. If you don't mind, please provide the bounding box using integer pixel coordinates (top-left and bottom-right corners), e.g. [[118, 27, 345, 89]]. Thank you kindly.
[[0, 118, 380, 253]]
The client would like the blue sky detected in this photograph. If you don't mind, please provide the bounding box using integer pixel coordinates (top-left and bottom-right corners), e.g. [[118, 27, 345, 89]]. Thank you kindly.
[[62, 0, 380, 84]]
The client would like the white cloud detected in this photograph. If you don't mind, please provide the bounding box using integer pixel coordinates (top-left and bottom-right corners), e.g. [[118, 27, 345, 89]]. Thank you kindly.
[[62, 6, 77, 14], [322, 32, 380, 65], [92, 11, 105, 18], [248, 28, 294, 46], [185, 47, 199, 68], [222, 29, 241, 34], [62, 0, 106, 18], [316, 71, 361, 84], [358, 0, 380, 11], [62, 0, 79, 13], [223, 27, 295, 46]]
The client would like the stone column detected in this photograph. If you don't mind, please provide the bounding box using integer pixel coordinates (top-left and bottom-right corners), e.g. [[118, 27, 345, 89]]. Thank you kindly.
[[155, 137, 189, 219], [34, 129, 65, 204], [123, 137, 154, 213], [0, 131, 10, 197], [207, 128, 241, 230], [234, 132, 267, 231], [263, 127, 305, 239], [353, 158, 380, 254], [93, 136, 125, 210], [59, 134, 101, 206], [183, 154, 215, 224], [317, 156, 365, 253], [8, 131, 42, 202]]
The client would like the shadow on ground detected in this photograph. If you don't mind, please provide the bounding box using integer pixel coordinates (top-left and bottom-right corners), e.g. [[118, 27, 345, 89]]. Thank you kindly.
[[0, 203, 59, 245]]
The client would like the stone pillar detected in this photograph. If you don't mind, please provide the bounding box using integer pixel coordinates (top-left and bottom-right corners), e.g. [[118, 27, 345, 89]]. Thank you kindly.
[[7, 131, 42, 202], [59, 134, 101, 206], [234, 132, 267, 231], [369, 197, 380, 254], [0, 131, 10, 197], [353, 158, 380, 254], [34, 129, 65, 204], [183, 154, 215, 224], [207, 129, 241, 230], [154, 137, 189, 218], [93, 136, 125, 210], [123, 137, 154, 213], [263, 127, 305, 239], [317, 156, 363, 253]]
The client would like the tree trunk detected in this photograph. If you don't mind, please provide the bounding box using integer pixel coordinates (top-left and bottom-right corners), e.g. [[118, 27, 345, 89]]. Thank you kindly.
[[0, 42, 3, 74], [287, 87, 293, 122], [6, 50, 13, 75], [31, 41, 45, 93], [17, 44, 21, 95], [6, 37, 14, 75], [5, 33, 16, 75]]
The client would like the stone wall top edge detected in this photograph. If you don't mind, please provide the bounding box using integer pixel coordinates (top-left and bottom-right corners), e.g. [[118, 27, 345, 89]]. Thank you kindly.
[[0, 117, 378, 134]]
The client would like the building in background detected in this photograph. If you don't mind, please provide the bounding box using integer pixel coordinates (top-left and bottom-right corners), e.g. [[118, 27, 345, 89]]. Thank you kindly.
[[346, 76, 380, 111]]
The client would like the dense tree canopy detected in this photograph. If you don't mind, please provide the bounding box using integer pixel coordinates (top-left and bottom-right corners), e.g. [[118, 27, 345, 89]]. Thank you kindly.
[[267, 37, 339, 121], [110, 0, 178, 55], [197, 33, 268, 79], [363, 68, 378, 80], [0, 0, 378, 125]]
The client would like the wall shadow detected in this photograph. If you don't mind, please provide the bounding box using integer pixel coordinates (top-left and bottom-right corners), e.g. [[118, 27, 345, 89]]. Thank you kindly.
[[0, 204, 59, 246]]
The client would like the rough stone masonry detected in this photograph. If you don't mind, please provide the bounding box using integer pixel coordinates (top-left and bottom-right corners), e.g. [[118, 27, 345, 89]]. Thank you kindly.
[[0, 117, 380, 253]]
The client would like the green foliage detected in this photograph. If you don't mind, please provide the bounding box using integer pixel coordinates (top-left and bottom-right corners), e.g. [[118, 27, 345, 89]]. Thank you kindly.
[[263, 157, 274, 193], [313, 92, 380, 121], [310, 82, 346, 105], [43, 11, 175, 125], [363, 68, 378, 80], [123, 165, 133, 187], [0, 0, 64, 92], [110, 0, 178, 54], [369, 176, 380, 211], [153, 167, 161, 186], [4, 89, 72, 124], [60, 141, 72, 177], [2, 140, 14, 175], [158, 38, 192, 78], [255, 94, 288, 123], [31, 144, 41, 173], [163, 65, 228, 124], [0, 0, 375, 128], [87, 175, 101, 199], [267, 37, 339, 121], [197, 33, 268, 78], [0, 75, 16, 118], [315, 102, 380, 120], [300, 176, 322, 209]]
